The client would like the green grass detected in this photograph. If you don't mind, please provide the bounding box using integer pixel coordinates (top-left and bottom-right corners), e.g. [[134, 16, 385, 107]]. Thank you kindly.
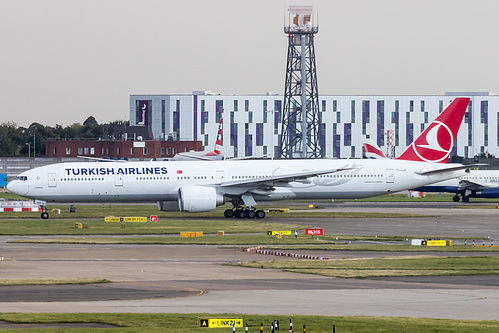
[[0, 217, 309, 235], [0, 202, 433, 220], [12, 234, 498, 250], [235, 255, 499, 278], [333, 192, 499, 203], [0, 313, 497, 332], [0, 278, 109, 286]]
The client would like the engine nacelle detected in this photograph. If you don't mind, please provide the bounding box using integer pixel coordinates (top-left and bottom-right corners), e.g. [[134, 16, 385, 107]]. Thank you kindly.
[[178, 185, 224, 212]]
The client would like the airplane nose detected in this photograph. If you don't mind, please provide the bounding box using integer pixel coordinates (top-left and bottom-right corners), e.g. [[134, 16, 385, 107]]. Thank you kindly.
[[7, 181, 14, 193], [6, 180, 20, 195]]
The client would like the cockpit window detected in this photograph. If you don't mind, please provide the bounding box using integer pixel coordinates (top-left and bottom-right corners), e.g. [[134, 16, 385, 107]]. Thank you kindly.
[[15, 176, 28, 181]]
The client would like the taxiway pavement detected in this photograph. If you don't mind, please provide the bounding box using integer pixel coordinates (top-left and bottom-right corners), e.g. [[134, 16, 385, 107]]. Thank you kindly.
[[0, 202, 498, 320]]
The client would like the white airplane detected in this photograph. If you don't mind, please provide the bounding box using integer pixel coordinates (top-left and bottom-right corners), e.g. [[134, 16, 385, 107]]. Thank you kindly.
[[8, 98, 476, 219], [362, 129, 496, 202], [413, 171, 499, 202]]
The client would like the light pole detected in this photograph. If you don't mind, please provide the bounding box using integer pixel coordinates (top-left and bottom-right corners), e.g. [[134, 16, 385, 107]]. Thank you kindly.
[[26, 143, 31, 158]]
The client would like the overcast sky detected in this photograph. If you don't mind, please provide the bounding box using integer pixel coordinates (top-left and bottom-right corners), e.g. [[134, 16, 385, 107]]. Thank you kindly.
[[1, 0, 498, 127]]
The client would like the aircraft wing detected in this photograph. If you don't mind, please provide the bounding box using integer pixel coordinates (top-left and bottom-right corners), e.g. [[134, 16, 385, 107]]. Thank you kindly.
[[415, 164, 486, 176], [175, 152, 221, 161], [219, 167, 353, 188], [77, 156, 128, 162], [458, 179, 490, 191]]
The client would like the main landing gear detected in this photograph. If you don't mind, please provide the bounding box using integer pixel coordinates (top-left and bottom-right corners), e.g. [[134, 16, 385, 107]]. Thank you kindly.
[[452, 195, 470, 202], [224, 207, 266, 219], [225, 194, 266, 218]]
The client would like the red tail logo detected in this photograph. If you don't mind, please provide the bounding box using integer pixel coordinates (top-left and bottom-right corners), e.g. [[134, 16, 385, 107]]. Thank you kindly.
[[398, 98, 469, 163], [213, 108, 224, 154], [363, 139, 387, 159]]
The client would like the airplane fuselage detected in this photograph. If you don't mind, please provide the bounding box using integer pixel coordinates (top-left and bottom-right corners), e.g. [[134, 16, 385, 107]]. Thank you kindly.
[[8, 159, 468, 204]]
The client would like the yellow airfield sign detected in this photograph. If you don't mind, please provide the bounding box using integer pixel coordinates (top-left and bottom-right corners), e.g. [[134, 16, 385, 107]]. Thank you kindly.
[[198, 318, 243, 328], [105, 217, 148, 222], [267, 230, 292, 236]]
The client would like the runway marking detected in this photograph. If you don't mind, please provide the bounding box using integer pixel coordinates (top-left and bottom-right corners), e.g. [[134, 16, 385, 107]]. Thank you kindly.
[[170, 285, 206, 298]]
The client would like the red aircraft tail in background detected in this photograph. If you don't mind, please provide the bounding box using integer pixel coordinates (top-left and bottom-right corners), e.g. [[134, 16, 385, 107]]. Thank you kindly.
[[397, 97, 469, 163]]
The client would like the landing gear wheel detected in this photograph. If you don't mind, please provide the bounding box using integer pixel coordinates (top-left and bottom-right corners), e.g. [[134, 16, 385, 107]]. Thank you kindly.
[[235, 210, 246, 218], [452, 195, 460, 202], [246, 210, 256, 219], [255, 210, 266, 219], [462, 196, 470, 203], [41, 212, 49, 219], [224, 209, 234, 218]]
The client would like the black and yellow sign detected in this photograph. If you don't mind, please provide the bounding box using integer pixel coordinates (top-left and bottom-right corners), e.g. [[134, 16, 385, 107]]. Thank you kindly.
[[105, 217, 147, 222], [426, 240, 450, 246], [267, 230, 292, 236], [198, 318, 243, 328], [199, 318, 209, 327]]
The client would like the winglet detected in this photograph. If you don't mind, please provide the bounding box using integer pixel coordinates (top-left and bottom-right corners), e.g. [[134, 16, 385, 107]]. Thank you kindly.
[[397, 98, 470, 163]]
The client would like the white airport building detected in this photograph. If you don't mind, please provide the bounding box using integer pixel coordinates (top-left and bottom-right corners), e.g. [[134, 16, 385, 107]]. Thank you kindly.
[[130, 92, 495, 159]]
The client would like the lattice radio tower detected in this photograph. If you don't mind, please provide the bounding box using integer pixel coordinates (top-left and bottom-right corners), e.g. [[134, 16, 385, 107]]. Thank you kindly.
[[279, 5, 322, 158]]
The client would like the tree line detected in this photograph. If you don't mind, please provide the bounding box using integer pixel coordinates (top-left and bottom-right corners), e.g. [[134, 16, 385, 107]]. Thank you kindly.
[[0, 117, 128, 157]]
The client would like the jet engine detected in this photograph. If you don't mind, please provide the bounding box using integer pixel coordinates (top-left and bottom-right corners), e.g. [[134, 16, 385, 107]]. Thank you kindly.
[[178, 185, 225, 212]]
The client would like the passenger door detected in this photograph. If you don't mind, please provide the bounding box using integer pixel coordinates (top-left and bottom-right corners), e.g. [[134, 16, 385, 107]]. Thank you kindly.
[[48, 173, 57, 187], [386, 169, 394, 183]]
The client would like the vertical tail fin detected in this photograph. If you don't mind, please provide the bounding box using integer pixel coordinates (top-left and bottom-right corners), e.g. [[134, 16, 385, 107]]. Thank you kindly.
[[213, 108, 224, 154], [397, 97, 469, 163], [363, 139, 387, 159]]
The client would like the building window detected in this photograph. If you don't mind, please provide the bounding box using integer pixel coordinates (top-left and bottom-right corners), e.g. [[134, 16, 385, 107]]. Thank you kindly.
[[274, 100, 280, 112], [162, 100, 166, 139], [362, 100, 370, 123], [78, 147, 83, 155], [167, 147, 172, 155], [53, 148, 57, 156], [117, 148, 121, 155], [263, 100, 267, 112], [131, 147, 135, 155], [481, 100, 488, 124], [90, 147, 95, 155], [245, 100, 249, 111], [484, 124, 488, 146], [234, 100, 238, 111], [66, 147, 71, 155], [84, 147, 89, 155], [161, 147, 165, 155], [350, 100, 355, 123], [143, 147, 148, 155], [321, 100, 326, 112]]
